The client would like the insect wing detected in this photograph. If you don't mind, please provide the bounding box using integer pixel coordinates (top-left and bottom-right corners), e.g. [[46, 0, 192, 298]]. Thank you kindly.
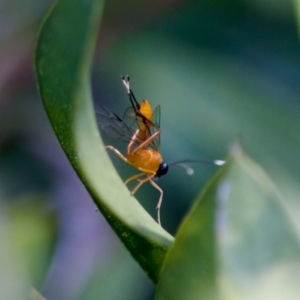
[[95, 105, 134, 143], [123, 104, 161, 150], [123, 106, 137, 130], [151, 105, 161, 150], [122, 105, 153, 148]]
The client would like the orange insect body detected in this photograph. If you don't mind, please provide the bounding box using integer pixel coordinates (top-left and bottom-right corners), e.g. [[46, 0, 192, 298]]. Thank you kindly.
[[127, 148, 162, 174], [137, 100, 153, 130], [127, 99, 162, 174], [96, 75, 225, 226], [98, 76, 167, 225]]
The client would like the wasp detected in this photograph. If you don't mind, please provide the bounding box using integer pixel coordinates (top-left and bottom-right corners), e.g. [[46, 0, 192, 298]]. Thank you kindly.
[[96, 76, 225, 226]]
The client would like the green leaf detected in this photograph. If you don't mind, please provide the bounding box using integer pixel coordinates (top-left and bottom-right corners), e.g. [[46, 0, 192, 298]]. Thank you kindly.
[[155, 150, 300, 299], [35, 0, 173, 283]]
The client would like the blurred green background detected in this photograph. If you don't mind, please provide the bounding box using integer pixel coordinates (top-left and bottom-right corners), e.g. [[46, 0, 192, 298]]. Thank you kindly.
[[0, 0, 300, 299]]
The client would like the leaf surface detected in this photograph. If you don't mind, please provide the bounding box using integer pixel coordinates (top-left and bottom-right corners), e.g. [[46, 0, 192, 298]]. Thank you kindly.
[[156, 151, 300, 299], [35, 0, 173, 282]]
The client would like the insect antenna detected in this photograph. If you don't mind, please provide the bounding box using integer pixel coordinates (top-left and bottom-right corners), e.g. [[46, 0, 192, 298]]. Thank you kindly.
[[168, 158, 226, 175]]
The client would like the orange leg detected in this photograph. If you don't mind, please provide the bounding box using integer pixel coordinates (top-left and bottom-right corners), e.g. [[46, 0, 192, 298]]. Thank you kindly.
[[124, 173, 145, 185], [126, 129, 140, 155], [149, 179, 163, 226], [105, 145, 162, 225], [131, 129, 160, 153], [130, 174, 163, 226], [127, 127, 161, 155], [106, 145, 156, 174], [126, 173, 163, 225], [105, 145, 130, 164], [130, 173, 155, 196]]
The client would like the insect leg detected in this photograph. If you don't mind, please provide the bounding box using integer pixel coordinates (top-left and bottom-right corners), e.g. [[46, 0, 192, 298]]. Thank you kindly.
[[126, 129, 140, 155], [105, 145, 156, 175], [132, 129, 161, 153], [105, 145, 130, 164], [149, 179, 163, 226], [130, 173, 155, 196], [124, 173, 145, 185]]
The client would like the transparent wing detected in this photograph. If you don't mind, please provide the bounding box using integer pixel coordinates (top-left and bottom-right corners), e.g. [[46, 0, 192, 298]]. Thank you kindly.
[[95, 105, 135, 144], [121, 104, 161, 150], [151, 105, 161, 150], [123, 106, 137, 131], [96, 102, 161, 150]]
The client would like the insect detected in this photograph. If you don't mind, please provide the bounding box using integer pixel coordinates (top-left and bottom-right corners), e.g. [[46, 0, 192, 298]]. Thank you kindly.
[[96, 76, 225, 226]]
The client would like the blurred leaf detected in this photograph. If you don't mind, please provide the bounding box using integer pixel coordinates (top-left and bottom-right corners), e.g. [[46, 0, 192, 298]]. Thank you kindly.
[[155, 161, 221, 300], [83, 248, 152, 300], [30, 288, 47, 300], [0, 196, 53, 299], [8, 195, 56, 286], [0, 211, 30, 300], [155, 150, 300, 300], [35, 0, 173, 282]]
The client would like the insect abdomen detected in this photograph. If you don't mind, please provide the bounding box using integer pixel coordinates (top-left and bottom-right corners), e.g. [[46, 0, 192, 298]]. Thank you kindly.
[[127, 149, 162, 173]]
